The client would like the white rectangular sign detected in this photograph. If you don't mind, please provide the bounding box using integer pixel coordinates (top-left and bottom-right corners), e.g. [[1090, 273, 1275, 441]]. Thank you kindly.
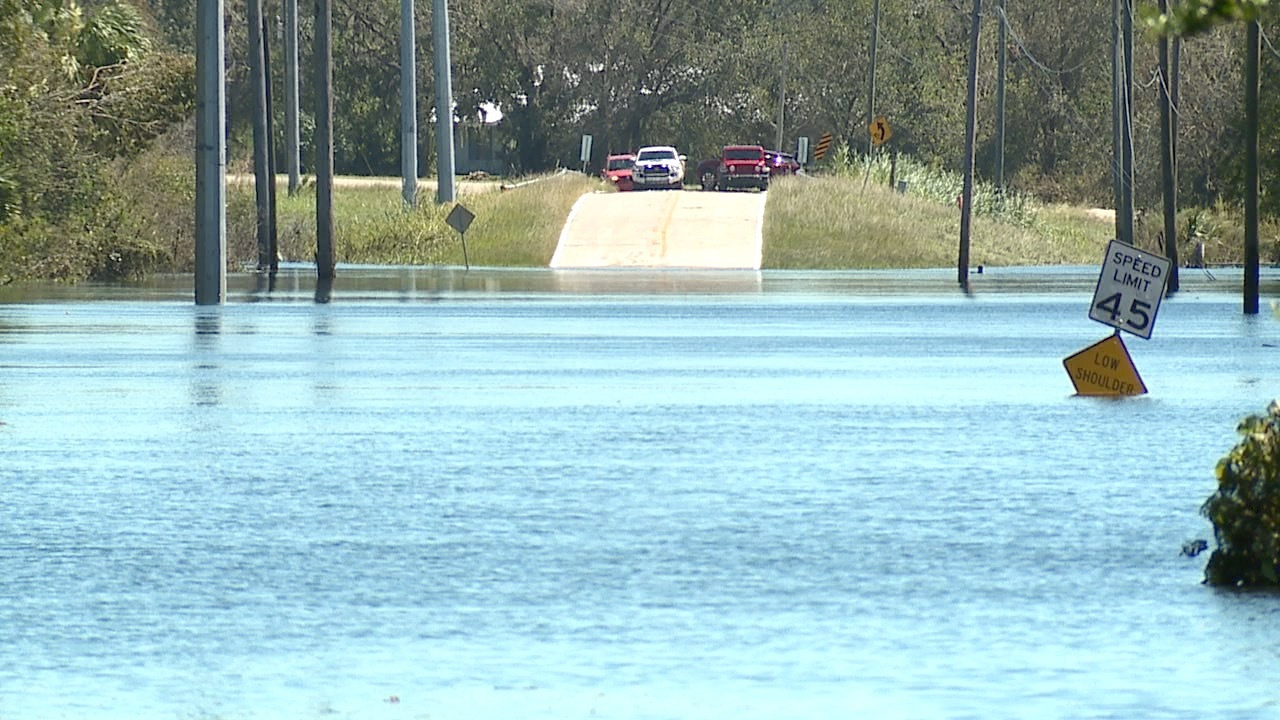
[[580, 134, 593, 164], [1088, 239, 1171, 340]]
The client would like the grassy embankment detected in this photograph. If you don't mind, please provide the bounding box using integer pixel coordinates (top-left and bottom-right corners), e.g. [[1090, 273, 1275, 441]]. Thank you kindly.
[[261, 173, 595, 268], [256, 172, 1114, 270], [4, 144, 1269, 284], [243, 154, 1276, 271], [762, 175, 1111, 269]]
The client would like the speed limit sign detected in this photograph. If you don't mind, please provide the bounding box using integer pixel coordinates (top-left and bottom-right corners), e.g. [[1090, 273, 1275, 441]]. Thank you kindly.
[[1088, 239, 1171, 340]]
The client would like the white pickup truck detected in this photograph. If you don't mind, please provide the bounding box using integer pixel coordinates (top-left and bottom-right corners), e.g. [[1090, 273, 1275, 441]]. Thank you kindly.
[[631, 145, 686, 190]]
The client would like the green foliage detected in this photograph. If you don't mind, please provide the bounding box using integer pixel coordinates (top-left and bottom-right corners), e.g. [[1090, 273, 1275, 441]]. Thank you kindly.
[[0, 171, 15, 222], [0, 0, 197, 281], [1203, 401, 1280, 587], [83, 50, 196, 156], [0, 26, 101, 224], [1142, 0, 1269, 36], [828, 149, 1039, 227], [76, 0, 150, 68], [88, 123, 198, 278]]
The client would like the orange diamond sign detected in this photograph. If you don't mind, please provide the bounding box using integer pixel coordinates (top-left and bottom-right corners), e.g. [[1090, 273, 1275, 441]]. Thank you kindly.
[[1063, 333, 1147, 396]]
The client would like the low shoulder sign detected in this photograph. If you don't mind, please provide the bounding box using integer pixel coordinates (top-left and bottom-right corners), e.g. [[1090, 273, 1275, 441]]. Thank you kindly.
[[1063, 333, 1147, 396], [1088, 239, 1171, 340]]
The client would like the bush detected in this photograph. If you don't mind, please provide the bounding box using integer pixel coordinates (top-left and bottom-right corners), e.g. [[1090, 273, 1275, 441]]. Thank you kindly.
[[92, 137, 195, 279], [1202, 400, 1280, 587]]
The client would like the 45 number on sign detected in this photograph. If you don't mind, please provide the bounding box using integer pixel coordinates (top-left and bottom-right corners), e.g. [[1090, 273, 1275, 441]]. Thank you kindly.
[[1092, 292, 1152, 333]]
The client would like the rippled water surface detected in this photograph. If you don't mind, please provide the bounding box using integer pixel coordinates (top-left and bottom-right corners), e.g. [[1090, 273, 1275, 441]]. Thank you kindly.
[[3, 266, 1280, 720]]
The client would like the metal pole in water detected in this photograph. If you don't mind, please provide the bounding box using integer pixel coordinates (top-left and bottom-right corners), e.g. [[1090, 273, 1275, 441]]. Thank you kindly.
[[1111, 0, 1122, 242], [249, 0, 272, 271], [994, 0, 1007, 205], [432, 0, 456, 204], [285, 0, 300, 196], [1157, 0, 1178, 293], [958, 0, 982, 288], [315, 0, 336, 279], [867, 0, 880, 158], [1119, 0, 1135, 247], [195, 0, 226, 305], [263, 13, 279, 274], [1244, 19, 1260, 314], [401, 0, 418, 207]]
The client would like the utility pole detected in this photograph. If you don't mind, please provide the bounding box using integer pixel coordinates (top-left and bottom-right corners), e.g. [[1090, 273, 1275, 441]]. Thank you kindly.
[[316, 0, 335, 279], [248, 0, 272, 272], [1119, 0, 1135, 247], [958, 0, 982, 288], [285, 0, 300, 196], [867, 0, 881, 157], [1111, 0, 1122, 243], [401, 0, 418, 207], [263, 11, 278, 274], [432, 0, 456, 204], [1244, 19, 1260, 314], [775, 42, 787, 152], [1158, 0, 1178, 293], [995, 0, 1007, 206], [1110, 0, 1135, 246], [195, 0, 225, 305]]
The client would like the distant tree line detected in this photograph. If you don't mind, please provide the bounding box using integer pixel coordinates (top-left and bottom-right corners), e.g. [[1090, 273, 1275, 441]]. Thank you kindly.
[[2, 0, 1279, 280]]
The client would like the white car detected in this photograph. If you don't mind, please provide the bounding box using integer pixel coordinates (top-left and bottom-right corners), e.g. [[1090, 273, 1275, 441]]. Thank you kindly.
[[631, 145, 686, 190]]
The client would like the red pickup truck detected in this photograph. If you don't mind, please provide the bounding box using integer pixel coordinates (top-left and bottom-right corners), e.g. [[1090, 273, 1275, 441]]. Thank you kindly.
[[701, 145, 769, 192]]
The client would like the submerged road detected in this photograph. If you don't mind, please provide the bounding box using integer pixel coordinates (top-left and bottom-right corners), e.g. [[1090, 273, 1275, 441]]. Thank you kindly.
[[550, 189, 766, 270]]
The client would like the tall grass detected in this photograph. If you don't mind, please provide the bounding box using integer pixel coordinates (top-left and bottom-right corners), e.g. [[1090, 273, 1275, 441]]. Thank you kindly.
[[826, 146, 1038, 226], [268, 184, 453, 266], [762, 173, 1114, 269], [435, 171, 601, 266], [252, 171, 600, 268]]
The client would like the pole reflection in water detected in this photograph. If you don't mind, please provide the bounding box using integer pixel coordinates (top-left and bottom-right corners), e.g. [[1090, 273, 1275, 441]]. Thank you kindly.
[[190, 309, 222, 409]]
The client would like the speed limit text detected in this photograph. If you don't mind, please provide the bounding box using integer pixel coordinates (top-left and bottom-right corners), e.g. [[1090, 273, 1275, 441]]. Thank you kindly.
[[1111, 248, 1164, 293]]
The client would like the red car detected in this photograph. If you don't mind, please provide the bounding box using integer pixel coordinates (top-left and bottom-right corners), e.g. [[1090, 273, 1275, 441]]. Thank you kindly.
[[601, 153, 635, 191], [712, 144, 770, 191]]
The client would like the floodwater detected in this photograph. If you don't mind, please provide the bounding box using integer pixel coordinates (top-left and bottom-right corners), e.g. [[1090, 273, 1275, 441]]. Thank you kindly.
[[2, 265, 1280, 720]]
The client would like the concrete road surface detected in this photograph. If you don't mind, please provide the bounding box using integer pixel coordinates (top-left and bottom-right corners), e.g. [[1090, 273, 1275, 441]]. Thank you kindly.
[[551, 189, 766, 269]]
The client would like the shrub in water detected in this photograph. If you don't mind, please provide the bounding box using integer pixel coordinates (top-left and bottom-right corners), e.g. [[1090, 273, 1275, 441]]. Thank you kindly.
[[1202, 400, 1280, 586]]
